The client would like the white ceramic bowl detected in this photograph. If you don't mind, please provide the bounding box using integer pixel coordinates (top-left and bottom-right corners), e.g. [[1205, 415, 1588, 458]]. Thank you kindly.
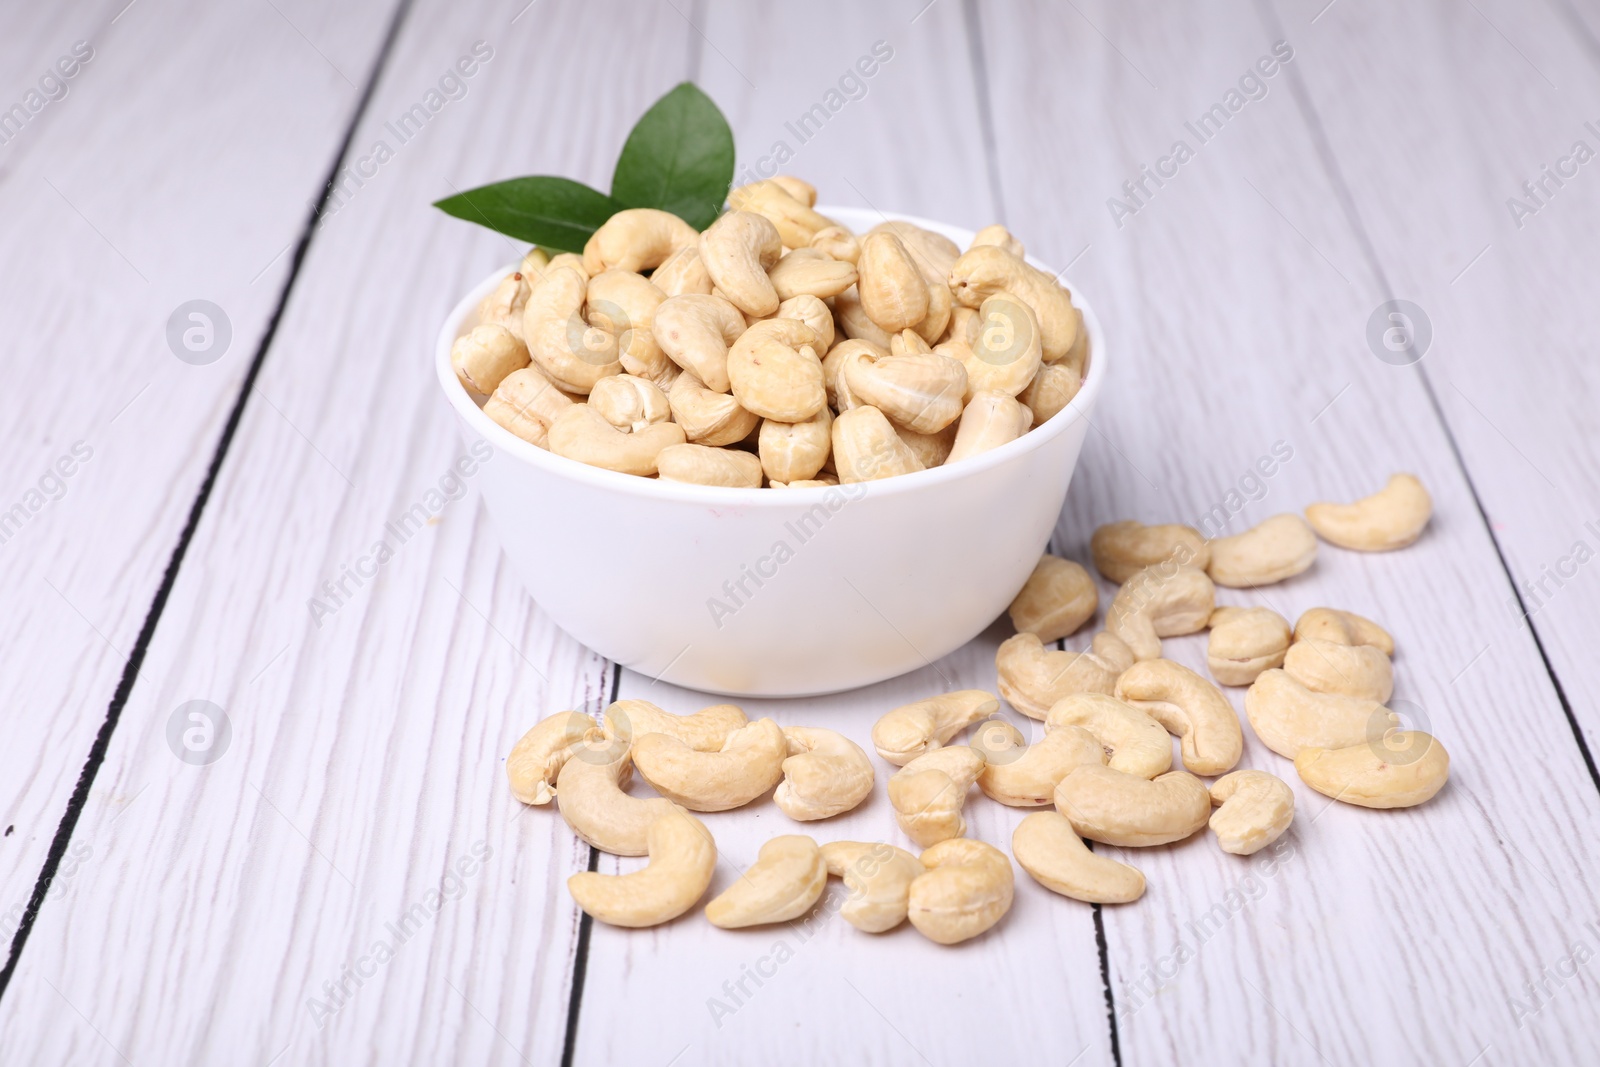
[[436, 207, 1107, 696]]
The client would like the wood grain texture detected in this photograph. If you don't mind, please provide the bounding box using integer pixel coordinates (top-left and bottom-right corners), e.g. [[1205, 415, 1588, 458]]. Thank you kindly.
[[0, 0, 687, 1062], [0, 0, 395, 957]]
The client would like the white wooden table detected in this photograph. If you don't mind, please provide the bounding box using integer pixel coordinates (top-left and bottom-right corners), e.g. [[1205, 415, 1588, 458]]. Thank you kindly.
[[3, 1, 1597, 1063]]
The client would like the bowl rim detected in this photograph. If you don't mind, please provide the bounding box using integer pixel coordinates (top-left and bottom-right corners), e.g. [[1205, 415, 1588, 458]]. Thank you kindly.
[[435, 206, 1107, 505]]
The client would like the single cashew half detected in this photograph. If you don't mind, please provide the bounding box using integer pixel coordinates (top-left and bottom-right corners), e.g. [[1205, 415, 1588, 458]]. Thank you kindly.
[[1019, 362, 1082, 425], [704, 834, 828, 928], [1207, 514, 1318, 587], [820, 841, 925, 933], [1012, 810, 1145, 904], [832, 405, 926, 483], [1105, 565, 1216, 661], [632, 718, 788, 811], [947, 245, 1077, 362], [650, 243, 713, 297], [872, 690, 999, 766], [728, 179, 838, 248], [727, 318, 826, 421], [976, 722, 1105, 807], [587, 373, 670, 434], [506, 710, 601, 805], [700, 210, 782, 317], [1046, 693, 1173, 779], [775, 727, 874, 821], [1090, 521, 1212, 584], [548, 404, 685, 476], [888, 746, 985, 847], [1306, 473, 1432, 551], [452, 323, 529, 395], [1208, 769, 1295, 856], [668, 370, 761, 446], [1114, 659, 1243, 777], [758, 408, 832, 483], [908, 838, 1014, 945], [483, 364, 575, 448], [555, 745, 676, 857], [1054, 766, 1211, 847], [567, 806, 716, 927], [1283, 639, 1394, 703], [1009, 555, 1098, 643], [1293, 607, 1395, 656], [582, 208, 699, 275], [858, 232, 931, 332], [522, 265, 622, 394], [653, 293, 746, 393], [996, 632, 1134, 720], [1207, 606, 1292, 686], [1243, 669, 1397, 759], [945, 390, 1032, 465], [1295, 732, 1450, 808], [603, 700, 748, 750]]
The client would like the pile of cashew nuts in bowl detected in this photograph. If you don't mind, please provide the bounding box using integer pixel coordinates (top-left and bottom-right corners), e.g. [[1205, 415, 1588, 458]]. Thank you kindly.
[[449, 176, 1089, 487], [507, 470, 1449, 943]]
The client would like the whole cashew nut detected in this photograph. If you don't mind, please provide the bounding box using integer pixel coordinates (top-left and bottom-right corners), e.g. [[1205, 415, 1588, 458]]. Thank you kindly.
[[653, 294, 746, 393], [945, 390, 1032, 465], [555, 744, 676, 857], [958, 295, 1043, 400], [1207, 769, 1295, 856], [1207, 514, 1318, 587], [548, 404, 685, 476], [704, 834, 828, 928], [1283, 639, 1394, 703], [522, 265, 623, 394], [968, 223, 1025, 259], [566, 806, 716, 928], [668, 370, 761, 446], [895, 423, 957, 469], [1008, 555, 1098, 643], [727, 318, 826, 422], [1019, 362, 1082, 425], [650, 243, 713, 297], [451, 323, 529, 395], [821, 338, 884, 412], [843, 349, 968, 433], [1045, 693, 1173, 779], [888, 746, 985, 847], [907, 838, 1014, 945], [857, 232, 930, 332], [1054, 766, 1211, 847], [632, 718, 788, 811], [1114, 659, 1244, 776], [1105, 565, 1216, 661], [975, 722, 1105, 807], [770, 294, 836, 352], [947, 245, 1077, 362], [831, 405, 926, 483], [656, 443, 764, 487], [603, 700, 749, 750], [582, 207, 699, 275], [585, 269, 673, 385], [869, 221, 961, 284], [506, 710, 601, 805], [809, 225, 860, 265], [484, 365, 575, 449], [819, 841, 925, 933], [768, 247, 858, 301], [775, 727, 875, 821], [1295, 732, 1450, 808], [727, 179, 839, 248], [1090, 521, 1212, 585], [476, 271, 530, 341], [996, 631, 1134, 720], [833, 286, 893, 348], [699, 210, 782, 317], [1293, 607, 1395, 656], [1306, 473, 1432, 551], [1243, 669, 1397, 759], [872, 689, 999, 766], [1012, 811, 1145, 904], [758, 407, 832, 484], [587, 373, 670, 434], [1207, 606, 1292, 686]]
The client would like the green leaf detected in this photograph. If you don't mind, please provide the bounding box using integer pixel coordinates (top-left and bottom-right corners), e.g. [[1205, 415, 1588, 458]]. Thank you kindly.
[[610, 82, 734, 231], [433, 177, 621, 253]]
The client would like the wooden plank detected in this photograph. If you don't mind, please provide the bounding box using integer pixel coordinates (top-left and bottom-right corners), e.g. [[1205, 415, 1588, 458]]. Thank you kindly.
[[976, 0, 1600, 1063], [0, 0, 397, 964], [0, 0, 690, 1062], [564, 3, 1113, 1064]]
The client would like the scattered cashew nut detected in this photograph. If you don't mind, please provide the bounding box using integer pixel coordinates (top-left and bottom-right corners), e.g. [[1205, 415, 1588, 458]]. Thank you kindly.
[[1208, 769, 1295, 856], [975, 721, 1104, 807], [907, 838, 1014, 944], [1105, 565, 1216, 661], [1306, 473, 1432, 551], [1012, 811, 1145, 904], [1054, 766, 1211, 847], [1207, 514, 1318, 587], [1243, 669, 1397, 760], [704, 834, 827, 928], [872, 690, 999, 766], [996, 631, 1133, 719], [506, 710, 601, 805], [888, 746, 984, 847], [775, 727, 874, 820], [1114, 658, 1243, 777], [1207, 606, 1292, 686], [566, 806, 716, 927], [1090, 520, 1212, 585], [820, 841, 925, 933], [1294, 731, 1450, 808], [555, 744, 676, 857], [1008, 555, 1098, 643], [632, 718, 787, 811], [1045, 693, 1173, 779]]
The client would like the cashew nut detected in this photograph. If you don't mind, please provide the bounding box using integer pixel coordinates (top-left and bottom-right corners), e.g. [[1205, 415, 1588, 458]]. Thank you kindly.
[[958, 295, 1043, 399], [858, 232, 930, 332], [654, 293, 746, 392], [1243, 669, 1397, 759], [888, 746, 984, 847], [727, 318, 826, 421], [769, 175, 817, 206], [476, 271, 530, 341], [869, 220, 961, 284], [704, 834, 828, 928], [483, 365, 575, 448], [809, 225, 860, 264], [581, 207, 699, 275], [775, 727, 874, 821], [821, 338, 882, 412], [728, 179, 838, 248], [913, 280, 953, 344], [969, 223, 1025, 258], [567, 806, 716, 928], [894, 423, 957, 469], [632, 718, 787, 811], [586, 373, 670, 433], [451, 323, 529, 395], [819, 841, 924, 933], [996, 632, 1133, 720], [975, 722, 1104, 806], [1208, 769, 1295, 856], [756, 407, 832, 483], [1054, 766, 1211, 847], [603, 699, 748, 751], [832, 405, 926, 483], [548, 404, 685, 476], [650, 243, 713, 297], [945, 390, 1032, 465], [833, 285, 893, 348], [1018, 362, 1082, 425], [907, 838, 1014, 945], [585, 269, 672, 385], [1046, 693, 1173, 779], [519, 247, 550, 279], [1105, 565, 1216, 661], [1294, 732, 1450, 808], [947, 245, 1077, 362], [872, 689, 999, 766], [1008, 555, 1098, 643], [656, 443, 764, 487], [521, 264, 622, 394], [843, 349, 968, 434], [770, 477, 839, 489], [555, 744, 676, 857], [699, 210, 782, 317], [1306, 473, 1432, 551], [668, 370, 761, 446], [1206, 606, 1292, 686], [1207, 514, 1318, 587], [506, 710, 601, 805], [1090, 520, 1212, 585], [770, 294, 836, 352], [1283, 639, 1394, 703], [768, 247, 858, 300], [1293, 607, 1394, 656], [943, 305, 981, 348], [1012, 811, 1145, 903], [1114, 659, 1243, 776]]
